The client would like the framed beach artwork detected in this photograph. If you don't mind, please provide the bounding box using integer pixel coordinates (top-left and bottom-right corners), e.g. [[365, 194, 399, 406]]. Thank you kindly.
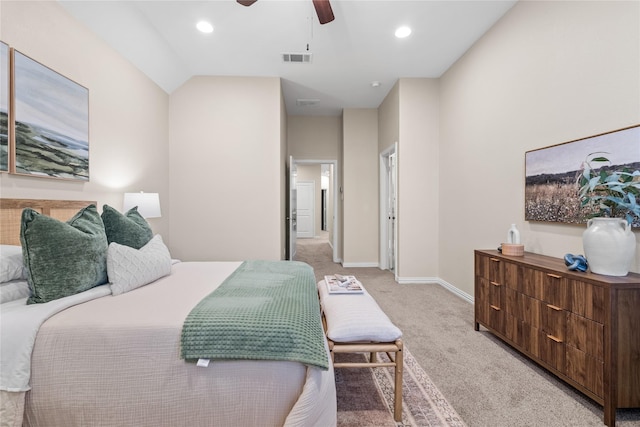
[[10, 49, 89, 180], [0, 41, 9, 172], [525, 125, 640, 227]]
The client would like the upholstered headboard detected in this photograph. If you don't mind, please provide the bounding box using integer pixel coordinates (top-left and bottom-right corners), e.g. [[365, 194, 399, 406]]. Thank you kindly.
[[0, 198, 95, 246]]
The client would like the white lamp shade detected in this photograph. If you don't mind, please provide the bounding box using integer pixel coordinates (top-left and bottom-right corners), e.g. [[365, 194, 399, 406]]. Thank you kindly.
[[123, 192, 161, 218]]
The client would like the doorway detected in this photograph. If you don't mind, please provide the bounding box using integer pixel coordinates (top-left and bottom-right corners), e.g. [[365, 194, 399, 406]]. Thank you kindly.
[[289, 159, 339, 263], [380, 144, 397, 274]]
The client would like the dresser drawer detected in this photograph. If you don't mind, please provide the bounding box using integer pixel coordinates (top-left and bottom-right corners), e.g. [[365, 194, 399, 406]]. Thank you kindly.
[[539, 329, 565, 373], [540, 272, 568, 308], [566, 313, 604, 361], [566, 345, 604, 398], [541, 302, 566, 341], [570, 280, 605, 324]]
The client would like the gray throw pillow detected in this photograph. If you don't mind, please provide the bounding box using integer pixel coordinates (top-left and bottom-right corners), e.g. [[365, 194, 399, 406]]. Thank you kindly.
[[21, 205, 108, 304], [101, 204, 153, 249]]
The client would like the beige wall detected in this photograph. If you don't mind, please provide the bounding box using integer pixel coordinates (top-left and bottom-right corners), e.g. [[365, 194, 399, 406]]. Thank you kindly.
[[287, 116, 342, 160], [377, 79, 440, 279], [439, 0, 640, 296], [342, 109, 379, 266], [378, 82, 399, 154], [168, 76, 284, 261], [397, 78, 440, 279], [0, 1, 170, 240]]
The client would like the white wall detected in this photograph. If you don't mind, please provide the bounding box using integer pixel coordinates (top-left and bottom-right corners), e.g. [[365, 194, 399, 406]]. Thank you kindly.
[[439, 0, 640, 296], [168, 76, 284, 261], [0, 1, 170, 239]]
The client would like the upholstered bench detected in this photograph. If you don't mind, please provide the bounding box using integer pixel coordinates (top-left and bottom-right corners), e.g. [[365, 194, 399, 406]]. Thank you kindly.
[[317, 280, 404, 422]]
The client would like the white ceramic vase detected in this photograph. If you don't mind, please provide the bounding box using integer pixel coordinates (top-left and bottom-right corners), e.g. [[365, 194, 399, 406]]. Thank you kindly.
[[582, 218, 636, 276]]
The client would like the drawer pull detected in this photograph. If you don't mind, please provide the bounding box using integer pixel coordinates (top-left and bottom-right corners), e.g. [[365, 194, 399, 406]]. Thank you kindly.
[[491, 281, 501, 287], [490, 258, 500, 263], [546, 304, 562, 311], [546, 334, 563, 343], [490, 305, 501, 311], [547, 273, 561, 279]]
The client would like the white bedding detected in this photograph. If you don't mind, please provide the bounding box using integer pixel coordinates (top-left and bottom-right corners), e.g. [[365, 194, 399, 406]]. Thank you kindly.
[[2, 261, 336, 427], [1, 285, 112, 392]]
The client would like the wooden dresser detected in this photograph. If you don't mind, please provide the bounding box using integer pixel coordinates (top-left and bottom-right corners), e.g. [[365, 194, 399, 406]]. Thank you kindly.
[[474, 249, 640, 427]]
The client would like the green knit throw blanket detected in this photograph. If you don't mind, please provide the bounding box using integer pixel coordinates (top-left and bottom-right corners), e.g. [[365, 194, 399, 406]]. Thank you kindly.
[[181, 260, 328, 370]]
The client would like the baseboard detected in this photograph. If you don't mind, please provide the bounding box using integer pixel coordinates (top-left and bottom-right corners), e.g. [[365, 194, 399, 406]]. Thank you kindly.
[[397, 276, 474, 304], [341, 262, 379, 268]]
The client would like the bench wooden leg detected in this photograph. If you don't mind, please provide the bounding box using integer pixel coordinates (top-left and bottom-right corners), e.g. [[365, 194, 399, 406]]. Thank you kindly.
[[327, 337, 403, 423], [393, 339, 403, 422]]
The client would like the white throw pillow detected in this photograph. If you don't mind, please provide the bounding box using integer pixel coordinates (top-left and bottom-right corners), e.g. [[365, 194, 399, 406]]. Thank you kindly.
[[318, 280, 402, 343], [0, 245, 26, 283], [107, 235, 172, 296]]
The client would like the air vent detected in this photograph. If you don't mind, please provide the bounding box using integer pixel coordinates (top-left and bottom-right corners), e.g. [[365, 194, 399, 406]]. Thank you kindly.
[[283, 52, 312, 63], [296, 99, 320, 107]]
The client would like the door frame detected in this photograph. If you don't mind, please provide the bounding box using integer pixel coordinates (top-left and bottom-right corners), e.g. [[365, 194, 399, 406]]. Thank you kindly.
[[379, 143, 398, 277], [294, 159, 340, 263], [287, 155, 297, 260]]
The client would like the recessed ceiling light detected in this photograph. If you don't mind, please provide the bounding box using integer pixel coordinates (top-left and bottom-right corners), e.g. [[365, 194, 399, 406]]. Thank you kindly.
[[196, 21, 214, 33], [371, 81, 381, 88], [395, 26, 411, 38]]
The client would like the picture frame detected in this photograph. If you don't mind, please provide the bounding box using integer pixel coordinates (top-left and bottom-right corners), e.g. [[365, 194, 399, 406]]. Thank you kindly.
[[10, 49, 89, 180], [525, 125, 640, 227], [0, 41, 9, 172]]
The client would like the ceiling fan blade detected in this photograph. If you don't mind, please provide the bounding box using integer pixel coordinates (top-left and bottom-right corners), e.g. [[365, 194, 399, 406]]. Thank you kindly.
[[312, 0, 335, 24], [237, 0, 257, 6]]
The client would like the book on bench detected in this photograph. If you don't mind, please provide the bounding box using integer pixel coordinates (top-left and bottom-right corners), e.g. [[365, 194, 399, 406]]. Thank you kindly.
[[324, 274, 364, 294]]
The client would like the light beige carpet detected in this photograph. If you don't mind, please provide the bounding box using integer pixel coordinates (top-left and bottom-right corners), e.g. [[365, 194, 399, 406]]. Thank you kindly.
[[335, 349, 467, 427]]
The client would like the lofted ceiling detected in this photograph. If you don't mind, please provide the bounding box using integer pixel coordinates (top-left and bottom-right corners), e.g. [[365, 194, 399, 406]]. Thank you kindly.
[[59, 0, 517, 116]]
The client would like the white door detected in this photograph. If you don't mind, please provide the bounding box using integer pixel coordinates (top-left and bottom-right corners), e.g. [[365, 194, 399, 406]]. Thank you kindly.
[[288, 156, 297, 260], [379, 144, 397, 273], [387, 152, 397, 271], [296, 181, 315, 239]]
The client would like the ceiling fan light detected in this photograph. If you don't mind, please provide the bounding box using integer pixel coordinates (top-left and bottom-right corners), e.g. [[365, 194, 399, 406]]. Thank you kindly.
[[196, 21, 214, 33], [395, 26, 412, 38]]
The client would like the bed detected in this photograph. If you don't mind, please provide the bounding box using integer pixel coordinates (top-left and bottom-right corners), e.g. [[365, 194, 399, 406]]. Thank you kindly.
[[0, 198, 336, 427]]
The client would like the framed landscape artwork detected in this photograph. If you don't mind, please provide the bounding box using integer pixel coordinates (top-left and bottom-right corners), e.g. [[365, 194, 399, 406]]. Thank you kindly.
[[0, 41, 8, 172], [525, 125, 640, 227], [11, 49, 89, 180]]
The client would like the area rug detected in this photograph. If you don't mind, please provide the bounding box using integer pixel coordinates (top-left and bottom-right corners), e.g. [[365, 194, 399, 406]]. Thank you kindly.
[[335, 347, 467, 427]]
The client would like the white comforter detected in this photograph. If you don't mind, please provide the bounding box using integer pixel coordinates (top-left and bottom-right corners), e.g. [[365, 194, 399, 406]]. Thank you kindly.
[[1, 285, 112, 392]]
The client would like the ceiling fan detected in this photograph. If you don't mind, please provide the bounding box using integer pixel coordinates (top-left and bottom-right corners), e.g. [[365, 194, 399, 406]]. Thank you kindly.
[[237, 0, 335, 25]]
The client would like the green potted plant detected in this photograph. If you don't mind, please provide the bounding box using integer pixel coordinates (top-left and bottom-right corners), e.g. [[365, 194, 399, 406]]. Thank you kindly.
[[577, 153, 640, 276]]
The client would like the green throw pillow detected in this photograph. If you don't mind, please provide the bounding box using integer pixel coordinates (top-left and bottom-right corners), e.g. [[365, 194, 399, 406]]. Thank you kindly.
[[101, 204, 153, 249], [21, 205, 109, 304]]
